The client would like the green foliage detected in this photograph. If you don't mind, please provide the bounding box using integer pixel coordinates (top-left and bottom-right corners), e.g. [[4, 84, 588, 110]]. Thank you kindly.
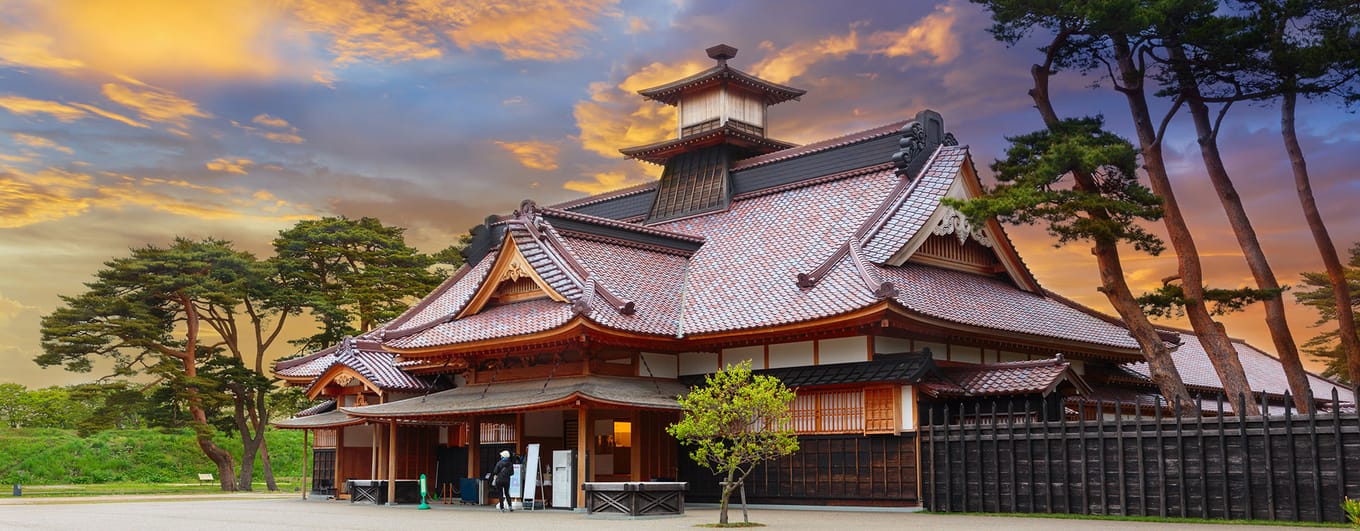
[[273, 217, 441, 350], [945, 117, 1164, 254], [1296, 243, 1360, 382], [1344, 496, 1360, 527], [0, 427, 304, 485], [1138, 283, 1287, 319], [668, 361, 798, 524]]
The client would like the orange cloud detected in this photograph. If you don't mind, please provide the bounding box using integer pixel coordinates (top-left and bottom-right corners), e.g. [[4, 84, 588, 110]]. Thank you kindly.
[[101, 81, 211, 129], [0, 168, 98, 227], [870, 3, 960, 64], [21, 0, 299, 80], [573, 60, 705, 158], [0, 95, 88, 122], [564, 170, 651, 195], [68, 103, 149, 128], [12, 133, 73, 154], [206, 158, 255, 175], [753, 28, 862, 85], [495, 141, 560, 171], [440, 0, 619, 61], [232, 114, 305, 144], [0, 30, 85, 70]]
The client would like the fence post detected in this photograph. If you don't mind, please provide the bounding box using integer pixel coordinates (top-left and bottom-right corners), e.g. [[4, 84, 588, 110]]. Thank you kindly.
[[1097, 399, 1107, 515], [943, 403, 951, 513], [1079, 399, 1089, 515], [1240, 392, 1254, 519], [961, 402, 969, 512], [1007, 400, 1017, 513], [1116, 400, 1127, 516], [927, 402, 936, 512], [1196, 394, 1207, 519], [1059, 399, 1069, 514], [1041, 401, 1052, 513], [1308, 393, 1321, 522], [1285, 391, 1299, 521], [1025, 400, 1035, 513], [1217, 393, 1229, 520], [1263, 390, 1276, 521], [1175, 398, 1186, 518], [1156, 395, 1167, 517], [1333, 387, 1346, 520], [1135, 397, 1147, 516]]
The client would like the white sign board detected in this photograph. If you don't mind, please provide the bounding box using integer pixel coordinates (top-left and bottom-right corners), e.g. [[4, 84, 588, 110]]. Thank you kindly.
[[523, 443, 541, 504]]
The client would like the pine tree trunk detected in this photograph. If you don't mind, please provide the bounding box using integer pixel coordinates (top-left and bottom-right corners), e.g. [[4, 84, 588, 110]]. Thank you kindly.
[[260, 437, 279, 491], [1027, 60, 1195, 411], [1110, 36, 1261, 415], [1282, 90, 1360, 383], [182, 301, 239, 490], [1167, 44, 1310, 412]]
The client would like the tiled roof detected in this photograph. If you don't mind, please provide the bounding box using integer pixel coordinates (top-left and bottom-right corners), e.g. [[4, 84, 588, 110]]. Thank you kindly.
[[1121, 332, 1354, 402], [386, 298, 576, 349], [344, 376, 689, 419], [861, 145, 965, 263], [876, 263, 1141, 349], [295, 400, 336, 417], [274, 345, 339, 379], [925, 357, 1087, 397], [324, 337, 431, 392], [731, 120, 910, 170], [273, 409, 366, 430], [636, 63, 805, 106], [391, 256, 495, 332], [750, 354, 934, 388]]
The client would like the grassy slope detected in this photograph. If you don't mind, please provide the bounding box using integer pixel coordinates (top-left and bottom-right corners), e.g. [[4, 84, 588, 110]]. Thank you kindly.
[[0, 427, 305, 485]]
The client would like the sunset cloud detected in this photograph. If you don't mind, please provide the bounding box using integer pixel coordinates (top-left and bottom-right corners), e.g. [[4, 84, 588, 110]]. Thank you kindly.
[[0, 95, 88, 122], [495, 141, 560, 171], [870, 3, 960, 64], [573, 60, 704, 158], [232, 114, 305, 144], [101, 81, 211, 129], [206, 157, 255, 175], [0, 168, 98, 227], [0, 30, 85, 70], [753, 28, 862, 85], [440, 0, 619, 61], [68, 103, 149, 128], [17, 0, 299, 80], [564, 170, 650, 195], [12, 133, 73, 154]]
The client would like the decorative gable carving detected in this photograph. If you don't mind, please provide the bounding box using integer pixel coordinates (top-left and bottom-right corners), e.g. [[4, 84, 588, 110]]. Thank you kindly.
[[931, 206, 994, 248], [458, 237, 568, 319]]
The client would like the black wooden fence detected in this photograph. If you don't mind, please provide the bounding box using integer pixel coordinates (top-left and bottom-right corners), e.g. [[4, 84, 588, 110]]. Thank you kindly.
[[920, 389, 1360, 523]]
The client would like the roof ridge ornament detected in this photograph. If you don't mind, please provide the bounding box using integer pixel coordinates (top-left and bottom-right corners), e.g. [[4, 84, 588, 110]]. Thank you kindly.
[[891, 121, 926, 179], [706, 44, 737, 66]]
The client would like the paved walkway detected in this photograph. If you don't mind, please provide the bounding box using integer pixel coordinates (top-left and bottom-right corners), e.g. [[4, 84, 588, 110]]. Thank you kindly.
[[0, 496, 1324, 530]]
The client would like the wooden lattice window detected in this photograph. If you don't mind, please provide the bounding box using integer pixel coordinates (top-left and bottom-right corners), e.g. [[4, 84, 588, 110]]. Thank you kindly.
[[479, 421, 517, 443], [791, 388, 899, 435], [313, 429, 337, 448], [864, 387, 898, 434]]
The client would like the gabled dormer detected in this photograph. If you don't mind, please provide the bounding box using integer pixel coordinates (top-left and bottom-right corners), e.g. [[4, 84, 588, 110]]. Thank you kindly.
[[621, 44, 805, 223]]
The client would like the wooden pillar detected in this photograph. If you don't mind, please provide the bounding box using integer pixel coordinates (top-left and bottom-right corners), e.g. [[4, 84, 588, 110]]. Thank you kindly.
[[302, 429, 309, 500], [577, 404, 590, 508], [371, 424, 379, 479], [387, 420, 398, 505], [335, 425, 345, 496], [630, 410, 642, 482]]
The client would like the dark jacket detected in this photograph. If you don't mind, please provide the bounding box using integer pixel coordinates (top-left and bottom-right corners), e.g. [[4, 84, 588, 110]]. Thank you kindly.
[[492, 457, 513, 487]]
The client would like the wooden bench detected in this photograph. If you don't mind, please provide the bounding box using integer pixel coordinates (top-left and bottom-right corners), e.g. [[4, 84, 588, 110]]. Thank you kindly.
[[198, 473, 214, 485]]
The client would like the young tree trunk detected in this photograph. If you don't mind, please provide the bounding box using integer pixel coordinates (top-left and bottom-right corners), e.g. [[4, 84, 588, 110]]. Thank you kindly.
[[1282, 90, 1360, 382], [1167, 44, 1311, 412], [1110, 36, 1261, 414], [260, 436, 279, 491], [1027, 59, 1195, 411], [719, 469, 735, 525]]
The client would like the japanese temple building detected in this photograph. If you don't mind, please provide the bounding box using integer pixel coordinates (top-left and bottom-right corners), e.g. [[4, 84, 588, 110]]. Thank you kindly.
[[273, 45, 1351, 508]]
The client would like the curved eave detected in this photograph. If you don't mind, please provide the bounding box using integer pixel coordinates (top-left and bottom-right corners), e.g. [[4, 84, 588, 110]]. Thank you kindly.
[[637, 66, 806, 106], [342, 393, 678, 422], [387, 316, 686, 357], [882, 303, 1144, 360], [620, 127, 797, 165], [273, 409, 366, 430]]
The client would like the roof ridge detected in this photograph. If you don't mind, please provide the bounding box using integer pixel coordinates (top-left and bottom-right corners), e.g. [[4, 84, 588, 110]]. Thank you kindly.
[[540, 207, 706, 243], [733, 119, 911, 170]]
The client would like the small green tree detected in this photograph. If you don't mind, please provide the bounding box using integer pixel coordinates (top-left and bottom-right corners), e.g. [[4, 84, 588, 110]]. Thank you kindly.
[[667, 361, 798, 525]]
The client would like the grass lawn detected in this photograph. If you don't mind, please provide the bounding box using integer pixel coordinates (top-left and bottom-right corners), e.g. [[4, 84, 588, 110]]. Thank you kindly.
[[11, 481, 303, 497]]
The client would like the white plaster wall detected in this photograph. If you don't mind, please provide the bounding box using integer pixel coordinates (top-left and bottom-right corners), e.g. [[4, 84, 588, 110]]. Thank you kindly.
[[999, 351, 1028, 363], [951, 345, 983, 364], [874, 336, 914, 355], [1069, 359, 1085, 374], [678, 352, 719, 376], [767, 341, 814, 368], [818, 336, 868, 365], [900, 385, 916, 432], [720, 345, 765, 370], [918, 341, 948, 360], [639, 352, 678, 379]]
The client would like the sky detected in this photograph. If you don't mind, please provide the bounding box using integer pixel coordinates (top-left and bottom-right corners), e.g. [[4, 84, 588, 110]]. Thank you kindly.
[[1, 0, 1357, 388]]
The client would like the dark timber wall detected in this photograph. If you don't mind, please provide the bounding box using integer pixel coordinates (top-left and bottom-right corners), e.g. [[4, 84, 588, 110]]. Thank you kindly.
[[679, 433, 918, 506], [920, 390, 1360, 523]]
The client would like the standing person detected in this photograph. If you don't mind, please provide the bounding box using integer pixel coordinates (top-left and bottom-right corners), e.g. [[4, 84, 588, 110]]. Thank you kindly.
[[492, 450, 514, 512]]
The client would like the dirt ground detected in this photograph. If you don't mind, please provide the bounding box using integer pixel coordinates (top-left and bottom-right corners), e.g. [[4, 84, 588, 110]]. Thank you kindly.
[[0, 495, 1328, 530]]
